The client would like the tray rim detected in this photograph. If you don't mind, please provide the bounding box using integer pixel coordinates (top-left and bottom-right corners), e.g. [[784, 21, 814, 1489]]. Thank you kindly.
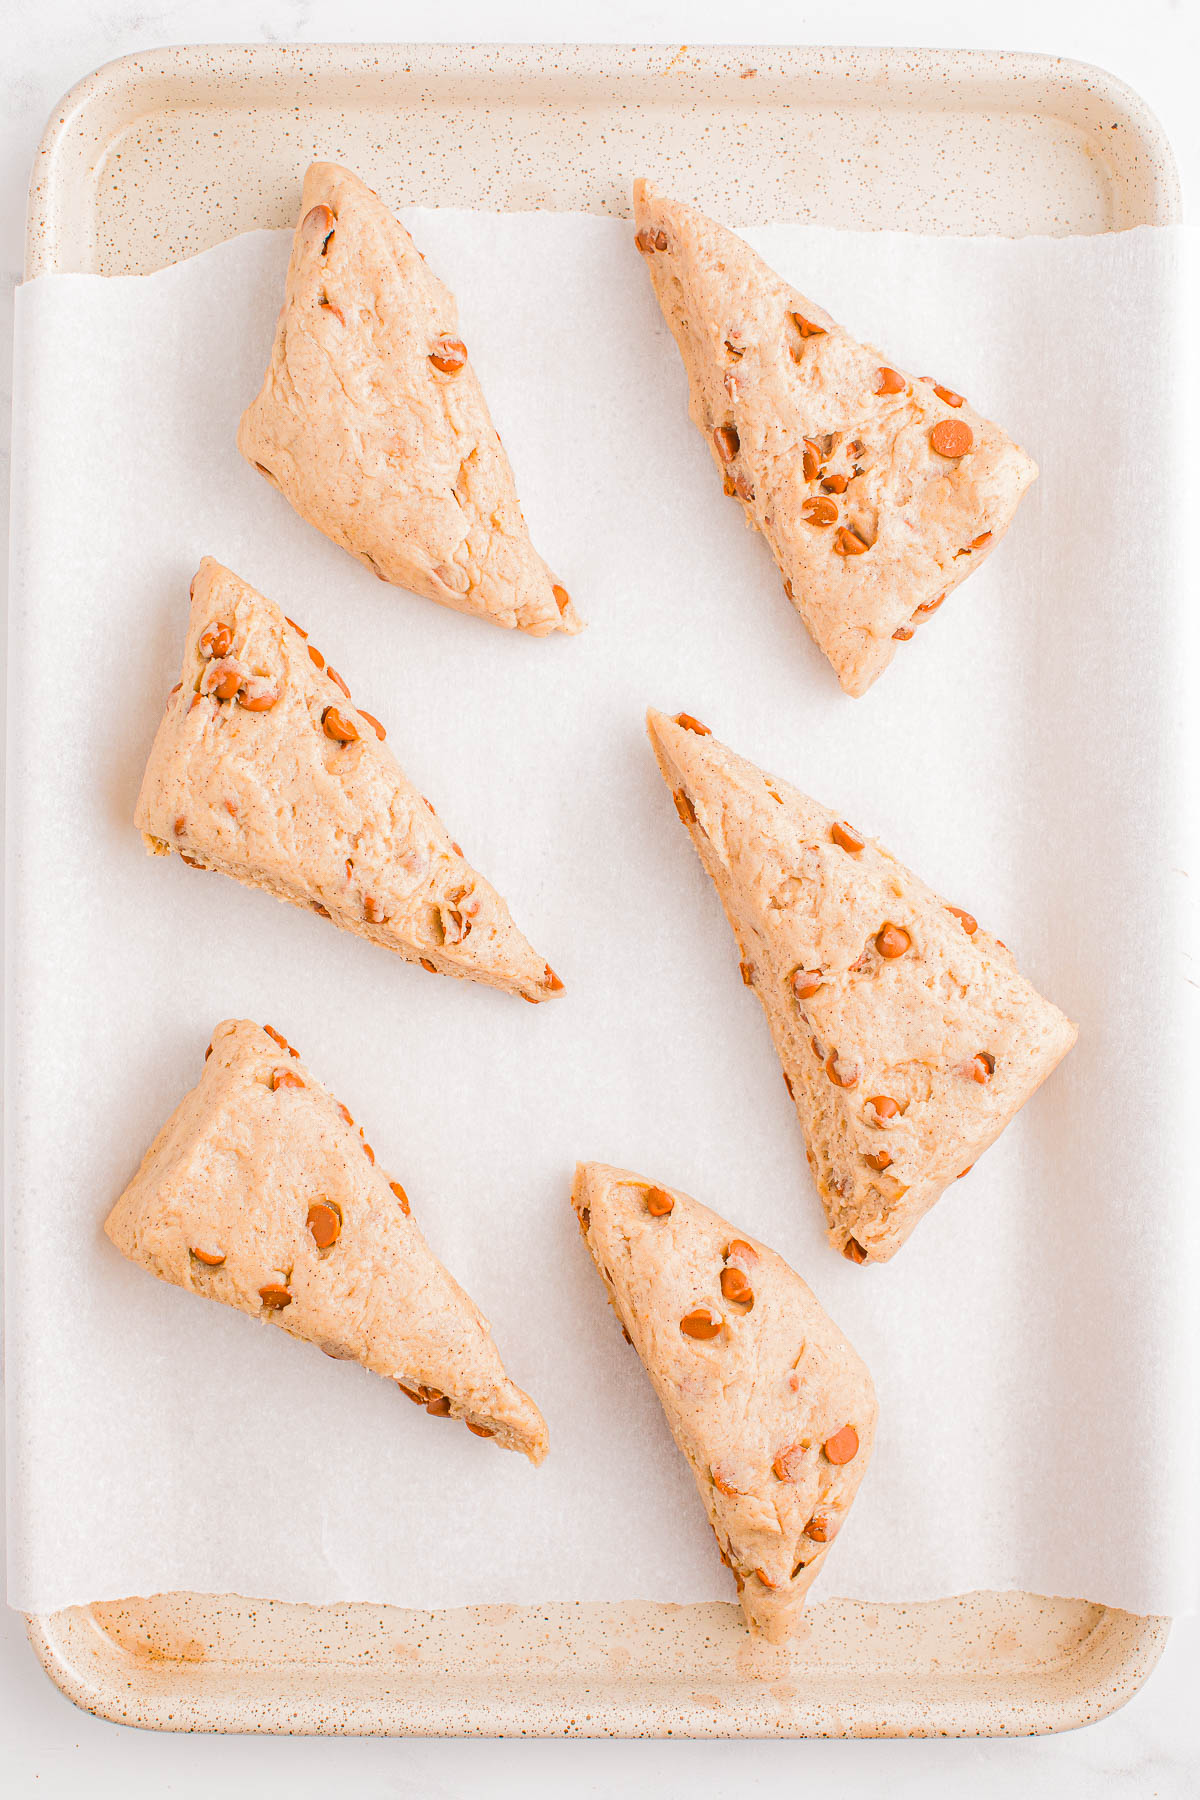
[[22, 1595, 1174, 1738], [24, 39, 1182, 278], [13, 37, 1180, 1739]]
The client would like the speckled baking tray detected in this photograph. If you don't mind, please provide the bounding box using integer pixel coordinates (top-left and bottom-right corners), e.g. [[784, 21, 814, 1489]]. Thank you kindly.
[[19, 42, 1179, 1737]]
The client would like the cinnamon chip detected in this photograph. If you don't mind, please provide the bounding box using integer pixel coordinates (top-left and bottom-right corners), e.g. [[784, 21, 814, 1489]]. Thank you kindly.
[[307, 1201, 342, 1249], [830, 821, 865, 854], [789, 312, 826, 338], [680, 1308, 722, 1340], [823, 1425, 860, 1464], [832, 526, 869, 556], [713, 424, 740, 463], [801, 495, 839, 527], [930, 419, 973, 458]]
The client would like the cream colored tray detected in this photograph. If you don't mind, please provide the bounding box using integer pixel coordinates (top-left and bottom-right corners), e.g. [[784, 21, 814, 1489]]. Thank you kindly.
[[19, 42, 1179, 1737]]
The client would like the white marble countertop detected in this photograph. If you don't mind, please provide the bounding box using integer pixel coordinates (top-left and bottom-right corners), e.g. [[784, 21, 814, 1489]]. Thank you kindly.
[[2, 1, 1197, 1792]]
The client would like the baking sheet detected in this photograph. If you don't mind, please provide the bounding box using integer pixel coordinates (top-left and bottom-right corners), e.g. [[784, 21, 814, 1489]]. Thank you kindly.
[[7, 211, 1199, 1620]]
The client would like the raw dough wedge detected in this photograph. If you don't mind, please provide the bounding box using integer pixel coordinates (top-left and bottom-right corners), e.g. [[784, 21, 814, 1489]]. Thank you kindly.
[[647, 710, 1076, 1262], [106, 1019, 549, 1462], [238, 161, 581, 637], [572, 1161, 875, 1639], [633, 180, 1036, 696], [136, 558, 562, 1003]]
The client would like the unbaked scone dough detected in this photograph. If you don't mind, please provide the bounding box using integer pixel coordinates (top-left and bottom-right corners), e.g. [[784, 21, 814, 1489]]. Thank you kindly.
[[647, 710, 1077, 1262], [239, 161, 582, 637], [633, 180, 1036, 695], [572, 1161, 875, 1640], [136, 557, 563, 1003], [106, 1019, 549, 1462]]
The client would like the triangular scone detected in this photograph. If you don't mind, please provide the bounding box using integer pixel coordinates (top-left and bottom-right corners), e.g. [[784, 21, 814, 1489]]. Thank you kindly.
[[633, 181, 1036, 696], [238, 162, 581, 637], [106, 1019, 548, 1462], [135, 558, 562, 1003], [647, 711, 1077, 1262], [572, 1162, 875, 1640]]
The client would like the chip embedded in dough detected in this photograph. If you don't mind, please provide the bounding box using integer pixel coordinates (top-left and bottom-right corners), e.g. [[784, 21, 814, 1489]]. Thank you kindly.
[[572, 1161, 875, 1639], [106, 1019, 548, 1462], [633, 180, 1036, 696], [239, 161, 581, 637], [136, 557, 563, 1003], [647, 710, 1077, 1262]]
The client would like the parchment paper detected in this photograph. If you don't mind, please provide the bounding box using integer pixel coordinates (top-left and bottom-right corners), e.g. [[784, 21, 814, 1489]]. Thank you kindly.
[[7, 213, 1199, 1618]]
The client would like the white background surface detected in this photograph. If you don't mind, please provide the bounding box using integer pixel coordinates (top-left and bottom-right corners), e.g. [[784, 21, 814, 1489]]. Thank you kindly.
[[2, 0, 1197, 1793]]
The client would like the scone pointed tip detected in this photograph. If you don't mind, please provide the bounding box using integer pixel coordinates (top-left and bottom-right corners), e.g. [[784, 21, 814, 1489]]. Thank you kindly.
[[647, 698, 712, 734], [189, 553, 225, 600], [300, 160, 381, 216], [646, 705, 709, 745], [547, 581, 585, 635], [645, 708, 718, 794], [526, 962, 567, 1003], [522, 1433, 549, 1468], [571, 1159, 603, 1206], [303, 157, 350, 187]]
